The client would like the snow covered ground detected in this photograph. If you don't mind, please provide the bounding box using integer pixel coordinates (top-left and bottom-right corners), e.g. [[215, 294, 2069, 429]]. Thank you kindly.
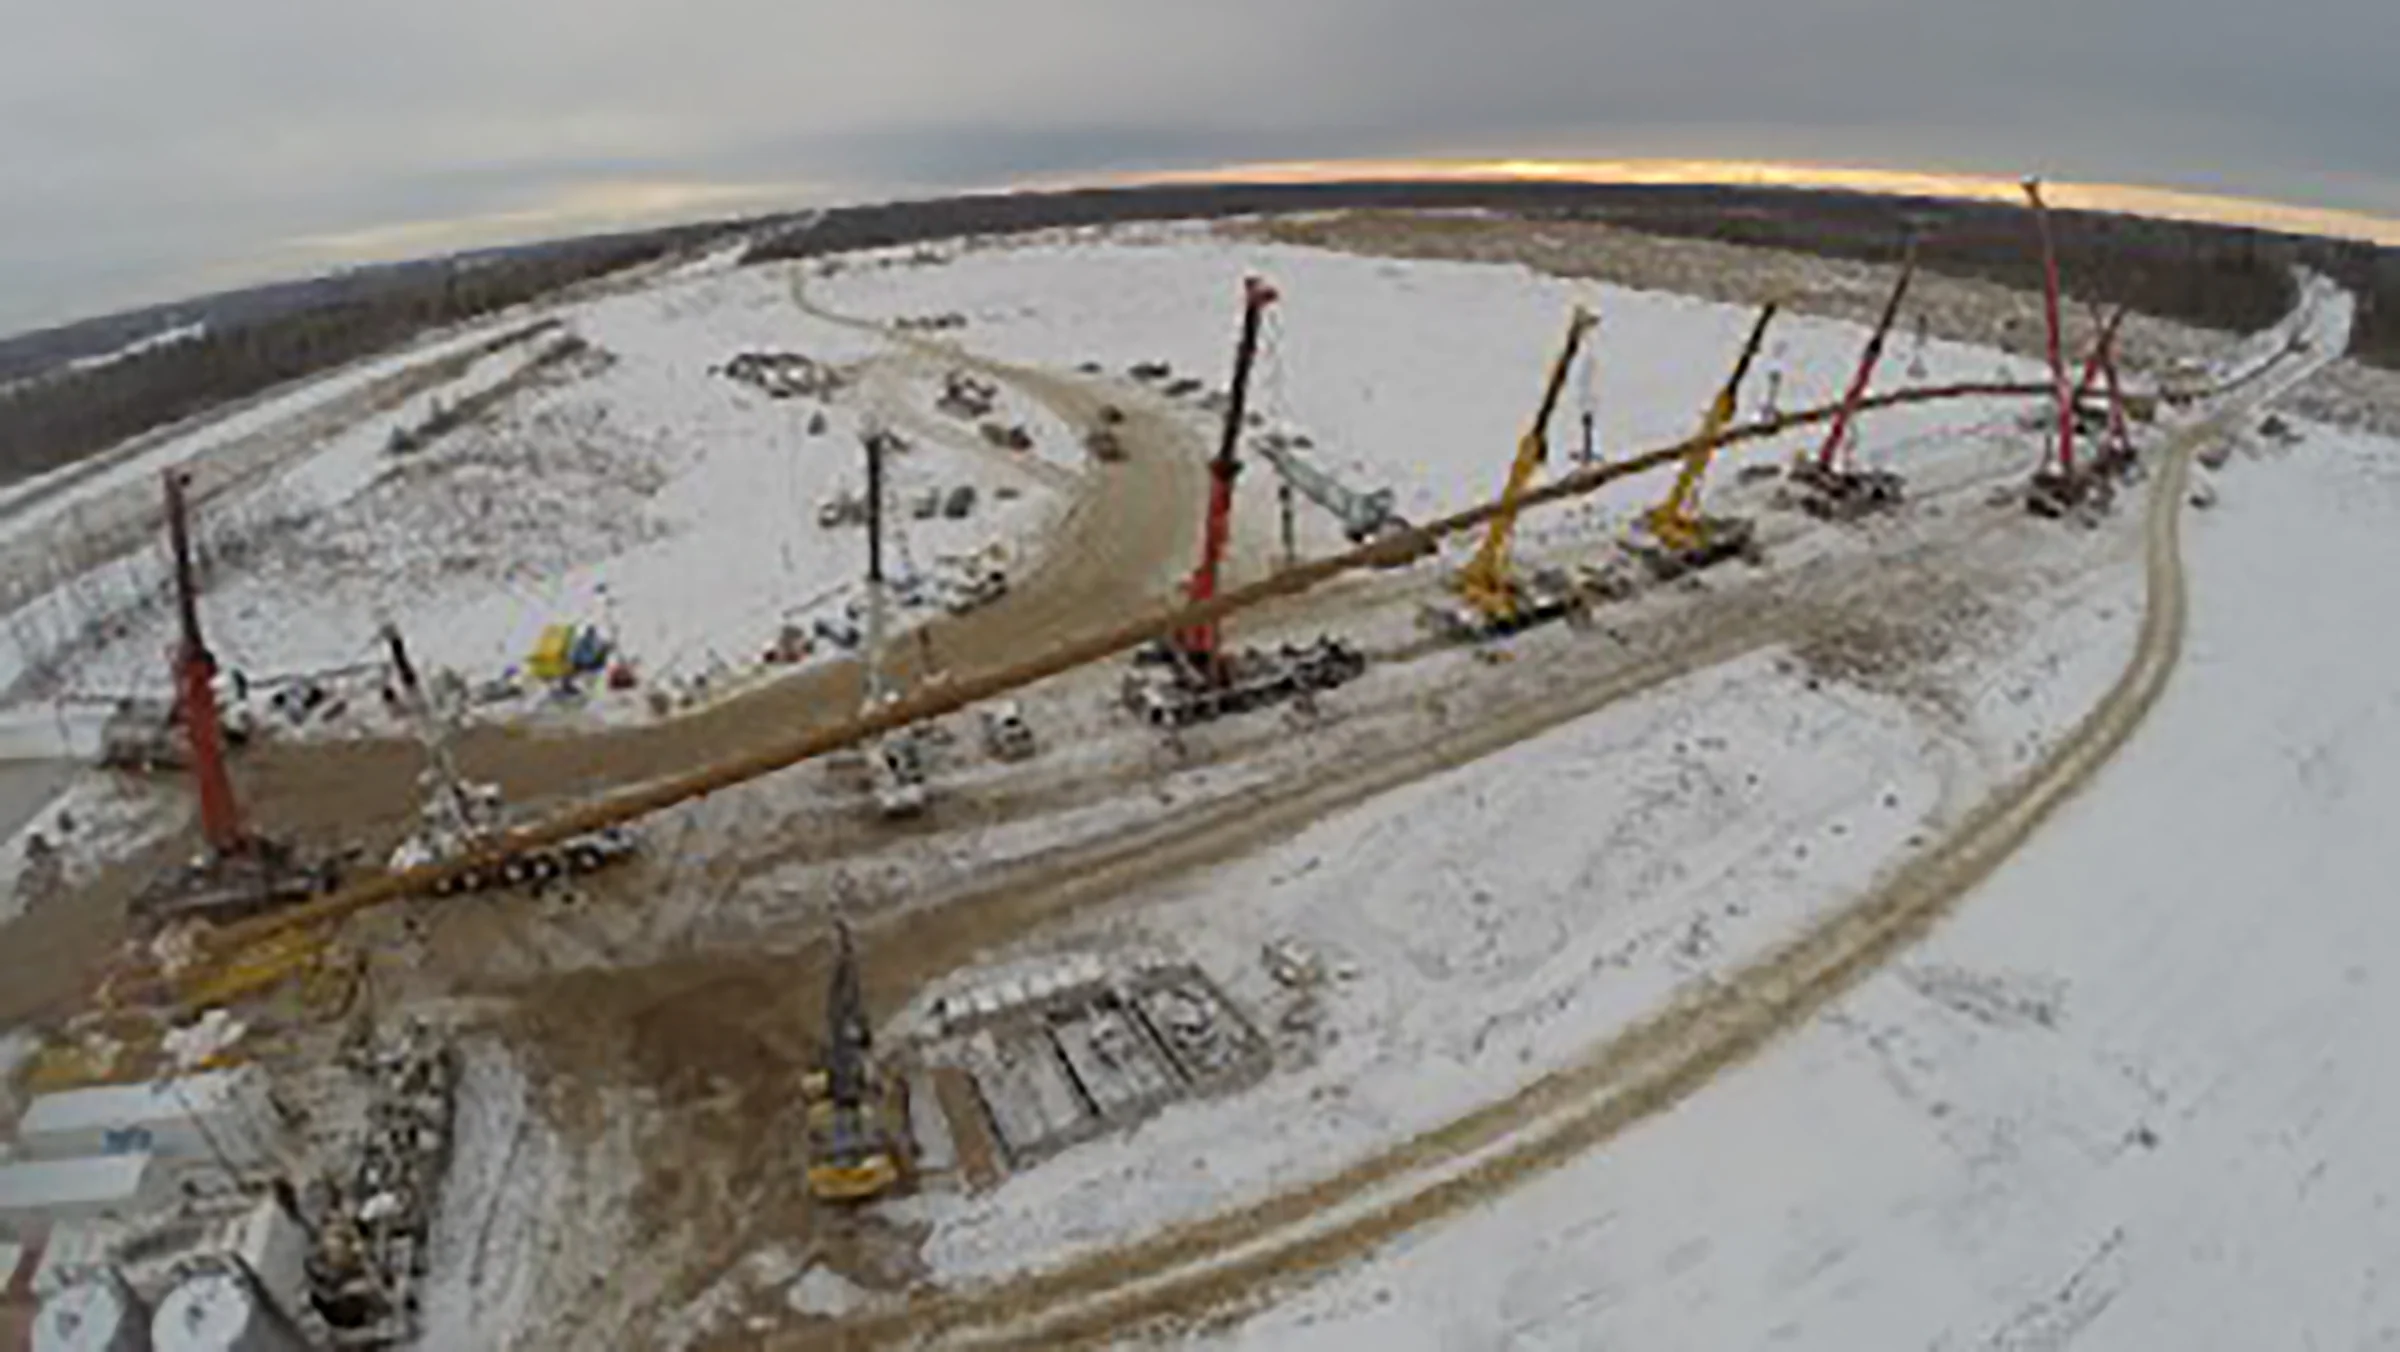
[[874, 495, 2140, 1291], [0, 260, 1072, 726], [1191, 419, 2400, 1350], [812, 226, 2048, 567]]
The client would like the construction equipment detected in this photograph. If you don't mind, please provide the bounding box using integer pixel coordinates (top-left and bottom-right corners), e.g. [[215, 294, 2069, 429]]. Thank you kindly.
[[1627, 304, 1778, 580], [381, 623, 639, 891], [1123, 276, 1366, 728], [1252, 432, 1403, 545], [980, 700, 1038, 761], [804, 921, 908, 1204], [1425, 306, 1597, 640], [1791, 246, 1917, 519], [128, 471, 345, 931], [2020, 178, 2110, 520], [858, 426, 933, 817]]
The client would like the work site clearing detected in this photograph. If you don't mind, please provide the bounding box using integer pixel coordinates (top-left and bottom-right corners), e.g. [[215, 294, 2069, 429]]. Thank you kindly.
[[0, 193, 2391, 1352]]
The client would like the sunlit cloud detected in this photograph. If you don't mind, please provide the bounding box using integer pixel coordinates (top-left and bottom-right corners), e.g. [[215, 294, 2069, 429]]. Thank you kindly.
[[1103, 157, 2400, 246], [276, 178, 826, 264]]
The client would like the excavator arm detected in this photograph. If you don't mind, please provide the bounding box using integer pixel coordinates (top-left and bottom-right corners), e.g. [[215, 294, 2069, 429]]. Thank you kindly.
[[1457, 305, 1597, 617], [1646, 303, 1778, 549]]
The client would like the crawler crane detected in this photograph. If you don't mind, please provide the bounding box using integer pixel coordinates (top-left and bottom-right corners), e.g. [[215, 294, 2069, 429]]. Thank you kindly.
[[129, 470, 344, 929], [1791, 245, 1916, 519], [1122, 277, 1364, 728], [1627, 303, 1778, 580], [2020, 177, 2106, 519], [803, 921, 908, 1203], [1424, 305, 1598, 641]]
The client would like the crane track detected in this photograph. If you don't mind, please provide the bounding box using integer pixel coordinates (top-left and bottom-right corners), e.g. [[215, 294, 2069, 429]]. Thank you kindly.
[[775, 321, 2305, 1350]]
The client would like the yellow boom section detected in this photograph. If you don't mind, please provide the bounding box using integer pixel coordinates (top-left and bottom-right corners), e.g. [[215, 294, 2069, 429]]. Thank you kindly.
[[1457, 305, 1597, 620], [1645, 303, 1778, 551]]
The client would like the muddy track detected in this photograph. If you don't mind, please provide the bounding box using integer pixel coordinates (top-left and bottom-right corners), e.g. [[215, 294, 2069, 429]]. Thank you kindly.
[[781, 347, 2250, 1350]]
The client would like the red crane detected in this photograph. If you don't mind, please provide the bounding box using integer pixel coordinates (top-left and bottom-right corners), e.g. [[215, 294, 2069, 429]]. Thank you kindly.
[[2023, 178, 2077, 479], [1812, 242, 1918, 477], [163, 469, 247, 857], [1171, 275, 1278, 677]]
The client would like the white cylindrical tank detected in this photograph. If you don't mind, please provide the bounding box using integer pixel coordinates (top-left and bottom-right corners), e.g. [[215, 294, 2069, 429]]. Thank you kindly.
[[150, 1271, 306, 1352], [33, 1272, 151, 1352]]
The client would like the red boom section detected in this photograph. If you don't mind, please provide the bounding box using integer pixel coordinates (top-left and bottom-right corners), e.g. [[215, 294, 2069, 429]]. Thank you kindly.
[[1813, 245, 1918, 472], [1174, 275, 1278, 671], [2023, 178, 2077, 476], [163, 470, 244, 856]]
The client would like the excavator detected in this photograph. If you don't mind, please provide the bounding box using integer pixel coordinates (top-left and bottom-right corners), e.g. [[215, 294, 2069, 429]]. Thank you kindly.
[[1424, 305, 1598, 641], [1791, 244, 1916, 520], [1628, 303, 1779, 580], [804, 921, 909, 1204]]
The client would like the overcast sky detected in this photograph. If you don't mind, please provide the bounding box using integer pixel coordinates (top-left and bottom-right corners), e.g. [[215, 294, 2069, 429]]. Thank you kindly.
[[4, 0, 2395, 336]]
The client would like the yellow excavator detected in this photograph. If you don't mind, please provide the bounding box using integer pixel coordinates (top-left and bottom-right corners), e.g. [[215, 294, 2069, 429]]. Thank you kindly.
[[1630, 302, 1778, 580], [804, 920, 909, 1204], [1424, 304, 1599, 640]]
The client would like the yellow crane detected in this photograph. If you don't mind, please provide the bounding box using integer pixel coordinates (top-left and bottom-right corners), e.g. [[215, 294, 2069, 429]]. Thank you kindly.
[[804, 921, 908, 1203], [1427, 304, 1598, 639], [1632, 302, 1778, 579]]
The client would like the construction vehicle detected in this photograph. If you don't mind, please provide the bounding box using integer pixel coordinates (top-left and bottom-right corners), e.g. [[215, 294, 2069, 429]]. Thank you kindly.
[[1790, 245, 1917, 519], [380, 623, 639, 892], [2020, 178, 2110, 520], [804, 921, 909, 1204], [1121, 277, 1366, 728], [1626, 304, 1779, 580], [855, 426, 934, 818], [128, 471, 346, 932], [1424, 306, 1597, 640], [980, 700, 1037, 761]]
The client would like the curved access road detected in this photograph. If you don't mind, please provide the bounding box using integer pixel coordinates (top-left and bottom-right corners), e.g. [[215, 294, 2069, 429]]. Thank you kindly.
[[776, 296, 2341, 1350]]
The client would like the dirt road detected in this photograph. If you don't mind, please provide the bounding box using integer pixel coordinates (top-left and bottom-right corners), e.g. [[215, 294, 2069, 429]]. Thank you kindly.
[[0, 311, 1205, 1026]]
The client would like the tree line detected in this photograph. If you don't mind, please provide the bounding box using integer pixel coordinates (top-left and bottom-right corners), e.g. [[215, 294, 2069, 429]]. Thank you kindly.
[[0, 224, 725, 487]]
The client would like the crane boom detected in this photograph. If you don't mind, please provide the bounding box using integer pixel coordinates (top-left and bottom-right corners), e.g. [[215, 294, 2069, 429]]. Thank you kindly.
[[164, 470, 244, 856], [2024, 178, 2077, 476], [1649, 303, 1778, 544], [1813, 247, 1917, 472], [1173, 276, 1278, 671], [1456, 306, 1596, 619]]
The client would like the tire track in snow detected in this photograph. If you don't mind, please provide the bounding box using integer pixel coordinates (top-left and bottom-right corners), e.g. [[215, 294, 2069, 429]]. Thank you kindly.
[[789, 312, 2324, 1350]]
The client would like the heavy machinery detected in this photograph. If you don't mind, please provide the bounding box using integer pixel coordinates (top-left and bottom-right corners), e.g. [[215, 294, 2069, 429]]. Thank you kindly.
[[1791, 245, 1917, 519], [1252, 432, 1403, 546], [128, 471, 346, 931], [1424, 306, 1597, 640], [2020, 178, 2109, 520], [380, 624, 639, 891], [1626, 304, 1779, 580], [1122, 277, 1365, 728], [856, 426, 933, 817], [804, 921, 908, 1204]]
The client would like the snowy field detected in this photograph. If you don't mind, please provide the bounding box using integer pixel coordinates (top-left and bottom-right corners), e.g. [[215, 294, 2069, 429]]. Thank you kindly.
[[870, 503, 2141, 1291], [812, 225, 2050, 562], [0, 258, 1073, 727], [1191, 420, 2400, 1349]]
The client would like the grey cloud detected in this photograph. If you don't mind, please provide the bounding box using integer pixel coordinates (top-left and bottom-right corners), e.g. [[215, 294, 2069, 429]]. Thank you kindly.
[[2, 0, 2395, 334]]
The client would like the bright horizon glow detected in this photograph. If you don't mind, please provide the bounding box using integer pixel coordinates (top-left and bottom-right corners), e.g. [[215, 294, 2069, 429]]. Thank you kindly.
[[1077, 156, 2400, 247]]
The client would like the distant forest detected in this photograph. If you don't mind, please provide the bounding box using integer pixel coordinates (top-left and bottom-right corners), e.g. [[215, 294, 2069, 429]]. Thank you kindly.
[[750, 179, 2398, 370], [0, 224, 727, 488]]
